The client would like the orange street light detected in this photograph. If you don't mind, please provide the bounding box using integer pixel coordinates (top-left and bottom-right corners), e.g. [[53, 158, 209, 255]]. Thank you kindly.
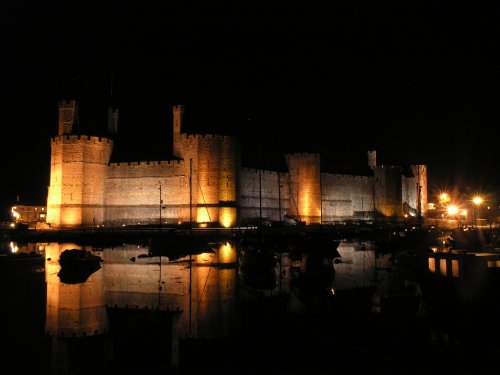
[[447, 205, 459, 216], [472, 196, 483, 206], [471, 196, 483, 228]]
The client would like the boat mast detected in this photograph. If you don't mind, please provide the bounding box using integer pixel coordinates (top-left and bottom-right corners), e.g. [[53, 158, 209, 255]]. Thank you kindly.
[[189, 158, 193, 233], [278, 172, 282, 229], [159, 182, 162, 228], [417, 166, 422, 227], [189, 159, 193, 333], [320, 156, 323, 228], [259, 168, 262, 231]]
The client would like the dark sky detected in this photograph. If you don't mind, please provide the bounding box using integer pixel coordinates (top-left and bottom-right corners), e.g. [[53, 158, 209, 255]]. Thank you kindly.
[[1, 1, 499, 219]]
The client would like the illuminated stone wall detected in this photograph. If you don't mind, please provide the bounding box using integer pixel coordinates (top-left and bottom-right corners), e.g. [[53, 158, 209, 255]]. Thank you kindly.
[[412, 164, 428, 216], [239, 168, 290, 223], [321, 174, 375, 221], [176, 132, 240, 227], [105, 160, 188, 226], [46, 135, 113, 227], [401, 165, 428, 218], [373, 165, 403, 218], [284, 153, 321, 224]]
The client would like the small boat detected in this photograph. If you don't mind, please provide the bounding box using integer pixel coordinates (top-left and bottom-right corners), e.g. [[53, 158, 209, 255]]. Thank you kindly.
[[292, 252, 336, 298], [238, 237, 279, 291], [58, 249, 102, 284]]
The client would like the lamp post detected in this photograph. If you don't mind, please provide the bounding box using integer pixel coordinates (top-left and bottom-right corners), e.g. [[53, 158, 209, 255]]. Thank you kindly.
[[472, 196, 483, 228]]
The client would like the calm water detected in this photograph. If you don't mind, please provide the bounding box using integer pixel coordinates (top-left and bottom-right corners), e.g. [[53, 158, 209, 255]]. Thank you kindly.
[[1, 238, 500, 374]]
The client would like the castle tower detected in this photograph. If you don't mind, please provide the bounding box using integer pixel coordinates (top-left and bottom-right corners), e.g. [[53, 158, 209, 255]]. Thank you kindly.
[[373, 165, 403, 218], [173, 105, 184, 159], [284, 153, 321, 224], [411, 164, 428, 217], [218, 136, 240, 227], [47, 100, 114, 227], [58, 100, 78, 135], [107, 108, 119, 136], [367, 150, 377, 168], [171, 104, 240, 227]]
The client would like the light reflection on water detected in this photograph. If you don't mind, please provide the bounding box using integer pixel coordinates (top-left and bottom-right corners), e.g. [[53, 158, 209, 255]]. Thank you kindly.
[[3, 239, 500, 373]]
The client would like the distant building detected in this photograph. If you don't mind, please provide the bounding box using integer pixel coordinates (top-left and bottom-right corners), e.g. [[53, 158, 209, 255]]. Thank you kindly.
[[46, 100, 427, 228], [11, 205, 47, 224]]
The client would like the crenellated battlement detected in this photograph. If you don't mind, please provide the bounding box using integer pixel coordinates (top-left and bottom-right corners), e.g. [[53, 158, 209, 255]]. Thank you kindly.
[[181, 133, 239, 142], [109, 159, 184, 168], [242, 168, 283, 175], [376, 164, 401, 170], [58, 99, 76, 106], [51, 135, 113, 145], [285, 152, 320, 158], [324, 173, 372, 180]]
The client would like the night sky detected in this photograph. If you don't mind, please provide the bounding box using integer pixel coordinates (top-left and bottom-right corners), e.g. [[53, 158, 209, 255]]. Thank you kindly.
[[1, 1, 499, 220]]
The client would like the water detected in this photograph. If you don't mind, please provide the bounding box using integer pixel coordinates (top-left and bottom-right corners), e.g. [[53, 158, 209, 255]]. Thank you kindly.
[[1, 238, 500, 374]]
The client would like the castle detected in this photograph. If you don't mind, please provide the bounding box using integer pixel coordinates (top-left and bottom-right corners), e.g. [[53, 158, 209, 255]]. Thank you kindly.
[[46, 100, 427, 228]]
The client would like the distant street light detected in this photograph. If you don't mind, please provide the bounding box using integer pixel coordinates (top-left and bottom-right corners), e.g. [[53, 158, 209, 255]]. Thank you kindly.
[[472, 196, 483, 206], [439, 192, 451, 206], [447, 205, 459, 216], [472, 196, 483, 228]]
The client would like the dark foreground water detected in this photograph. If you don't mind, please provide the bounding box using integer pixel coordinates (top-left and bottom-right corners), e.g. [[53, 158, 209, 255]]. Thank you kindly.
[[1, 239, 500, 374]]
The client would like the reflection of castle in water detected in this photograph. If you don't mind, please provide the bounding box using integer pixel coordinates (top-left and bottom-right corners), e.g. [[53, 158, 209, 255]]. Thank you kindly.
[[41, 240, 409, 372], [14, 238, 500, 373], [44, 242, 239, 370]]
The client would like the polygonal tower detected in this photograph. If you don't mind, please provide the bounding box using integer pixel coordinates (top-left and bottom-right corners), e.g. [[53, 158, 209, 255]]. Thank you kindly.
[[46, 100, 114, 227], [171, 105, 240, 227], [411, 164, 428, 217], [284, 153, 321, 224]]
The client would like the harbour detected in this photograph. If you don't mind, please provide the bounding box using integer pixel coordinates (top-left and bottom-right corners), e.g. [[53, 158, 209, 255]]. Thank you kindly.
[[2, 227, 500, 374]]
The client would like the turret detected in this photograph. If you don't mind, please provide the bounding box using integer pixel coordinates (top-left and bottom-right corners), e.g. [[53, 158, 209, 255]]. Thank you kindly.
[[367, 150, 377, 169], [173, 104, 184, 158], [58, 100, 78, 135], [107, 108, 119, 136]]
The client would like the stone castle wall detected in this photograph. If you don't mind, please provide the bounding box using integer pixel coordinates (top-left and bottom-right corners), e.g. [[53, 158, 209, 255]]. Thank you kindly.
[[373, 165, 403, 218], [103, 133, 240, 227], [104, 160, 187, 226], [321, 173, 375, 221], [401, 165, 428, 218], [413, 164, 428, 216], [239, 168, 290, 223]]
